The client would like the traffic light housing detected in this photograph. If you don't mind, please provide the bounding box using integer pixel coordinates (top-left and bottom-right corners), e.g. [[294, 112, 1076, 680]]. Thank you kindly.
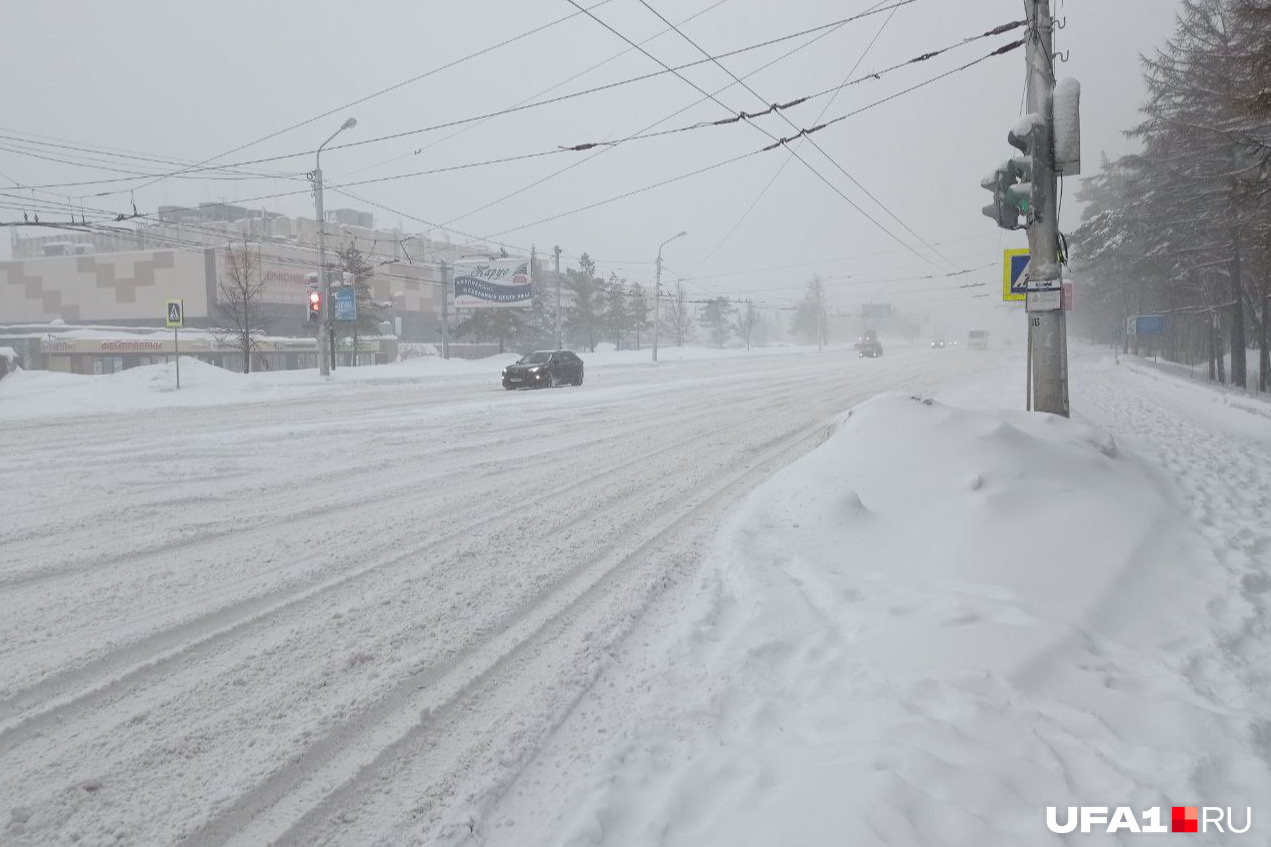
[[1007, 114, 1048, 217], [981, 163, 1020, 230], [981, 113, 1048, 230], [308, 290, 322, 322]]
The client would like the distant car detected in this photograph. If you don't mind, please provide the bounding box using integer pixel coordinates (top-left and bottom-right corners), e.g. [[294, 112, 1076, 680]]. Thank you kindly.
[[502, 350, 584, 389], [858, 340, 883, 358], [931, 339, 946, 349]]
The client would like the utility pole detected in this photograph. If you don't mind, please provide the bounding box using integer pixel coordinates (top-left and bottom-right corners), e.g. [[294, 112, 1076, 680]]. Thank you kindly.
[[313, 117, 357, 377], [653, 230, 687, 363], [653, 254, 662, 363], [1024, 0, 1068, 416], [439, 260, 451, 359], [553, 244, 563, 349], [315, 165, 329, 376]]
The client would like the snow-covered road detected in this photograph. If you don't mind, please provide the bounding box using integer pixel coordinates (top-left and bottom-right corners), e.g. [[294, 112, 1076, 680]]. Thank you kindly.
[[0, 346, 1008, 846]]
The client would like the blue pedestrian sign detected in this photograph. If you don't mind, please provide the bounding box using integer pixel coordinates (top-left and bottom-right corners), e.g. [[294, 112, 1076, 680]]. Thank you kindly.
[[333, 286, 357, 322], [1126, 315, 1164, 337], [1002, 249, 1029, 301]]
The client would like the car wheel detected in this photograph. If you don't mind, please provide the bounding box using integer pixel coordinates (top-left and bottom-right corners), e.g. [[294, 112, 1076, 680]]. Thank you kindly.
[[504, 384, 516, 391]]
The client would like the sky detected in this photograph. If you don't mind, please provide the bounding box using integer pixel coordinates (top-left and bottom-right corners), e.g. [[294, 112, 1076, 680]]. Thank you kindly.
[[0, 0, 1182, 340]]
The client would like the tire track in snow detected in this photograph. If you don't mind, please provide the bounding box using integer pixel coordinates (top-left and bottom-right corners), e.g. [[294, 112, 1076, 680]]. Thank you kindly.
[[0, 350, 980, 846], [181, 417, 831, 847], [0, 372, 841, 751]]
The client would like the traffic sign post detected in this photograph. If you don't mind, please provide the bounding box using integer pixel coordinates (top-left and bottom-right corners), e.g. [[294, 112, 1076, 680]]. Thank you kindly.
[[1003, 249, 1029, 302], [165, 299, 184, 389]]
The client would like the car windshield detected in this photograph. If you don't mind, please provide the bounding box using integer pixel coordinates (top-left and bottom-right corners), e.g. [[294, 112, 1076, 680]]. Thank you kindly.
[[517, 352, 552, 364]]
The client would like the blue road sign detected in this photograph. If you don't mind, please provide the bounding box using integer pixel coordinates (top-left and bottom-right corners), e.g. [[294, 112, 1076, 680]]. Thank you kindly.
[[1002, 249, 1029, 301], [333, 286, 357, 322], [1134, 315, 1164, 336], [1010, 253, 1030, 296]]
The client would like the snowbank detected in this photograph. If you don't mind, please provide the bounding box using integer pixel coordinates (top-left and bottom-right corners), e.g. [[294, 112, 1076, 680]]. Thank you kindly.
[[503, 394, 1264, 846], [0, 343, 862, 420]]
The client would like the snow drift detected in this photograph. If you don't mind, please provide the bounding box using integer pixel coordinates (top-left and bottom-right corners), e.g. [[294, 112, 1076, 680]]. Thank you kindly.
[[498, 394, 1265, 846]]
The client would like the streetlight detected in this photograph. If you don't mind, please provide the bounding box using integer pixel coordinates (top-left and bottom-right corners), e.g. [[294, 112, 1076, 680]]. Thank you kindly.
[[313, 116, 357, 376], [652, 230, 687, 363]]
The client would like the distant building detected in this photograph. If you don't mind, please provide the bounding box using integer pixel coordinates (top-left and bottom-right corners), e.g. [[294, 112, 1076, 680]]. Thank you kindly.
[[3, 209, 491, 342]]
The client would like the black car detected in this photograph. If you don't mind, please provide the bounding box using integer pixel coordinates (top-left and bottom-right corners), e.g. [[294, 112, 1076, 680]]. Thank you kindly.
[[502, 350, 584, 389], [858, 340, 883, 358]]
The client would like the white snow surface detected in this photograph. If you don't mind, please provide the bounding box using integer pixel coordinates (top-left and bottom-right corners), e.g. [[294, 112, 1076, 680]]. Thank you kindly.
[[3, 344, 1269, 846], [484, 352, 1271, 846], [0, 343, 844, 420]]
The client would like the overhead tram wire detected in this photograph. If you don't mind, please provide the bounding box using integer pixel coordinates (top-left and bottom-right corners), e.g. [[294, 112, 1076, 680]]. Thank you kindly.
[[5, 42, 1016, 256], [379, 6, 928, 258], [0, 141, 304, 186], [322, 29, 1027, 221], [121, 0, 623, 195], [551, 22, 1027, 154], [633, 0, 961, 275], [0, 132, 304, 184], [565, 0, 957, 274], [435, 0, 921, 230], [687, 0, 898, 283], [3, 41, 1020, 253], [11, 1, 922, 195], [341, 0, 735, 181]]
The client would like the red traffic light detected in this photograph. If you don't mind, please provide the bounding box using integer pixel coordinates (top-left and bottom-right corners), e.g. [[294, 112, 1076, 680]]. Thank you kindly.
[[307, 291, 322, 321], [309, 291, 321, 306]]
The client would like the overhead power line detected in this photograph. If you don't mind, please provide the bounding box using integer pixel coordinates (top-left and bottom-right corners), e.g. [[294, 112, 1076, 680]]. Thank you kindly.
[[633, 0, 980, 274], [341, 0, 734, 181], [12, 1, 921, 195], [122, 0, 621, 194], [569, 0, 944, 273], [437, 0, 876, 231], [688, 0, 900, 284], [558, 19, 1025, 153]]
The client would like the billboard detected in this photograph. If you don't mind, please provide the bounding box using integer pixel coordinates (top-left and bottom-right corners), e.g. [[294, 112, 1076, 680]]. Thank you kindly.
[[453, 258, 532, 309], [333, 286, 357, 322]]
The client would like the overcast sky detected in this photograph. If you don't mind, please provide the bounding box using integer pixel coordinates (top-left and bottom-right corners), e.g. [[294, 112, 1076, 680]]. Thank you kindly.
[[1, 0, 1182, 338]]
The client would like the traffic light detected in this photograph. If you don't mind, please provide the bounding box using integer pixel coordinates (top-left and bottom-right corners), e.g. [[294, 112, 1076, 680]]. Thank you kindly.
[[981, 114, 1049, 230], [1006, 114, 1048, 217], [308, 290, 321, 322], [980, 163, 1020, 230]]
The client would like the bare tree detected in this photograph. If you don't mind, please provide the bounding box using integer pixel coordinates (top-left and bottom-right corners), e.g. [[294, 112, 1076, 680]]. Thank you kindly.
[[665, 281, 695, 346], [216, 238, 272, 373]]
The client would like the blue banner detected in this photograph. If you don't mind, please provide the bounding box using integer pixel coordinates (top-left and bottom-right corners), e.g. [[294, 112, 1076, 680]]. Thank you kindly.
[[333, 286, 357, 322]]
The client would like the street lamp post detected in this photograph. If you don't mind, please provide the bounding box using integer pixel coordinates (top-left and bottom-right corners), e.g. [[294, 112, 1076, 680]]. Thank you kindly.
[[652, 230, 687, 363], [313, 117, 357, 376]]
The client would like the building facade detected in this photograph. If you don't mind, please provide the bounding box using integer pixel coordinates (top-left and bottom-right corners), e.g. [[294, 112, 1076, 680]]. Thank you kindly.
[[3, 207, 485, 344]]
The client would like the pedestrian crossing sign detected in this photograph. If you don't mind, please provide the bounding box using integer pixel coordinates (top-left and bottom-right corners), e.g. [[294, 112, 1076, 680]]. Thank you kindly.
[[1003, 249, 1029, 302], [166, 300, 184, 328]]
